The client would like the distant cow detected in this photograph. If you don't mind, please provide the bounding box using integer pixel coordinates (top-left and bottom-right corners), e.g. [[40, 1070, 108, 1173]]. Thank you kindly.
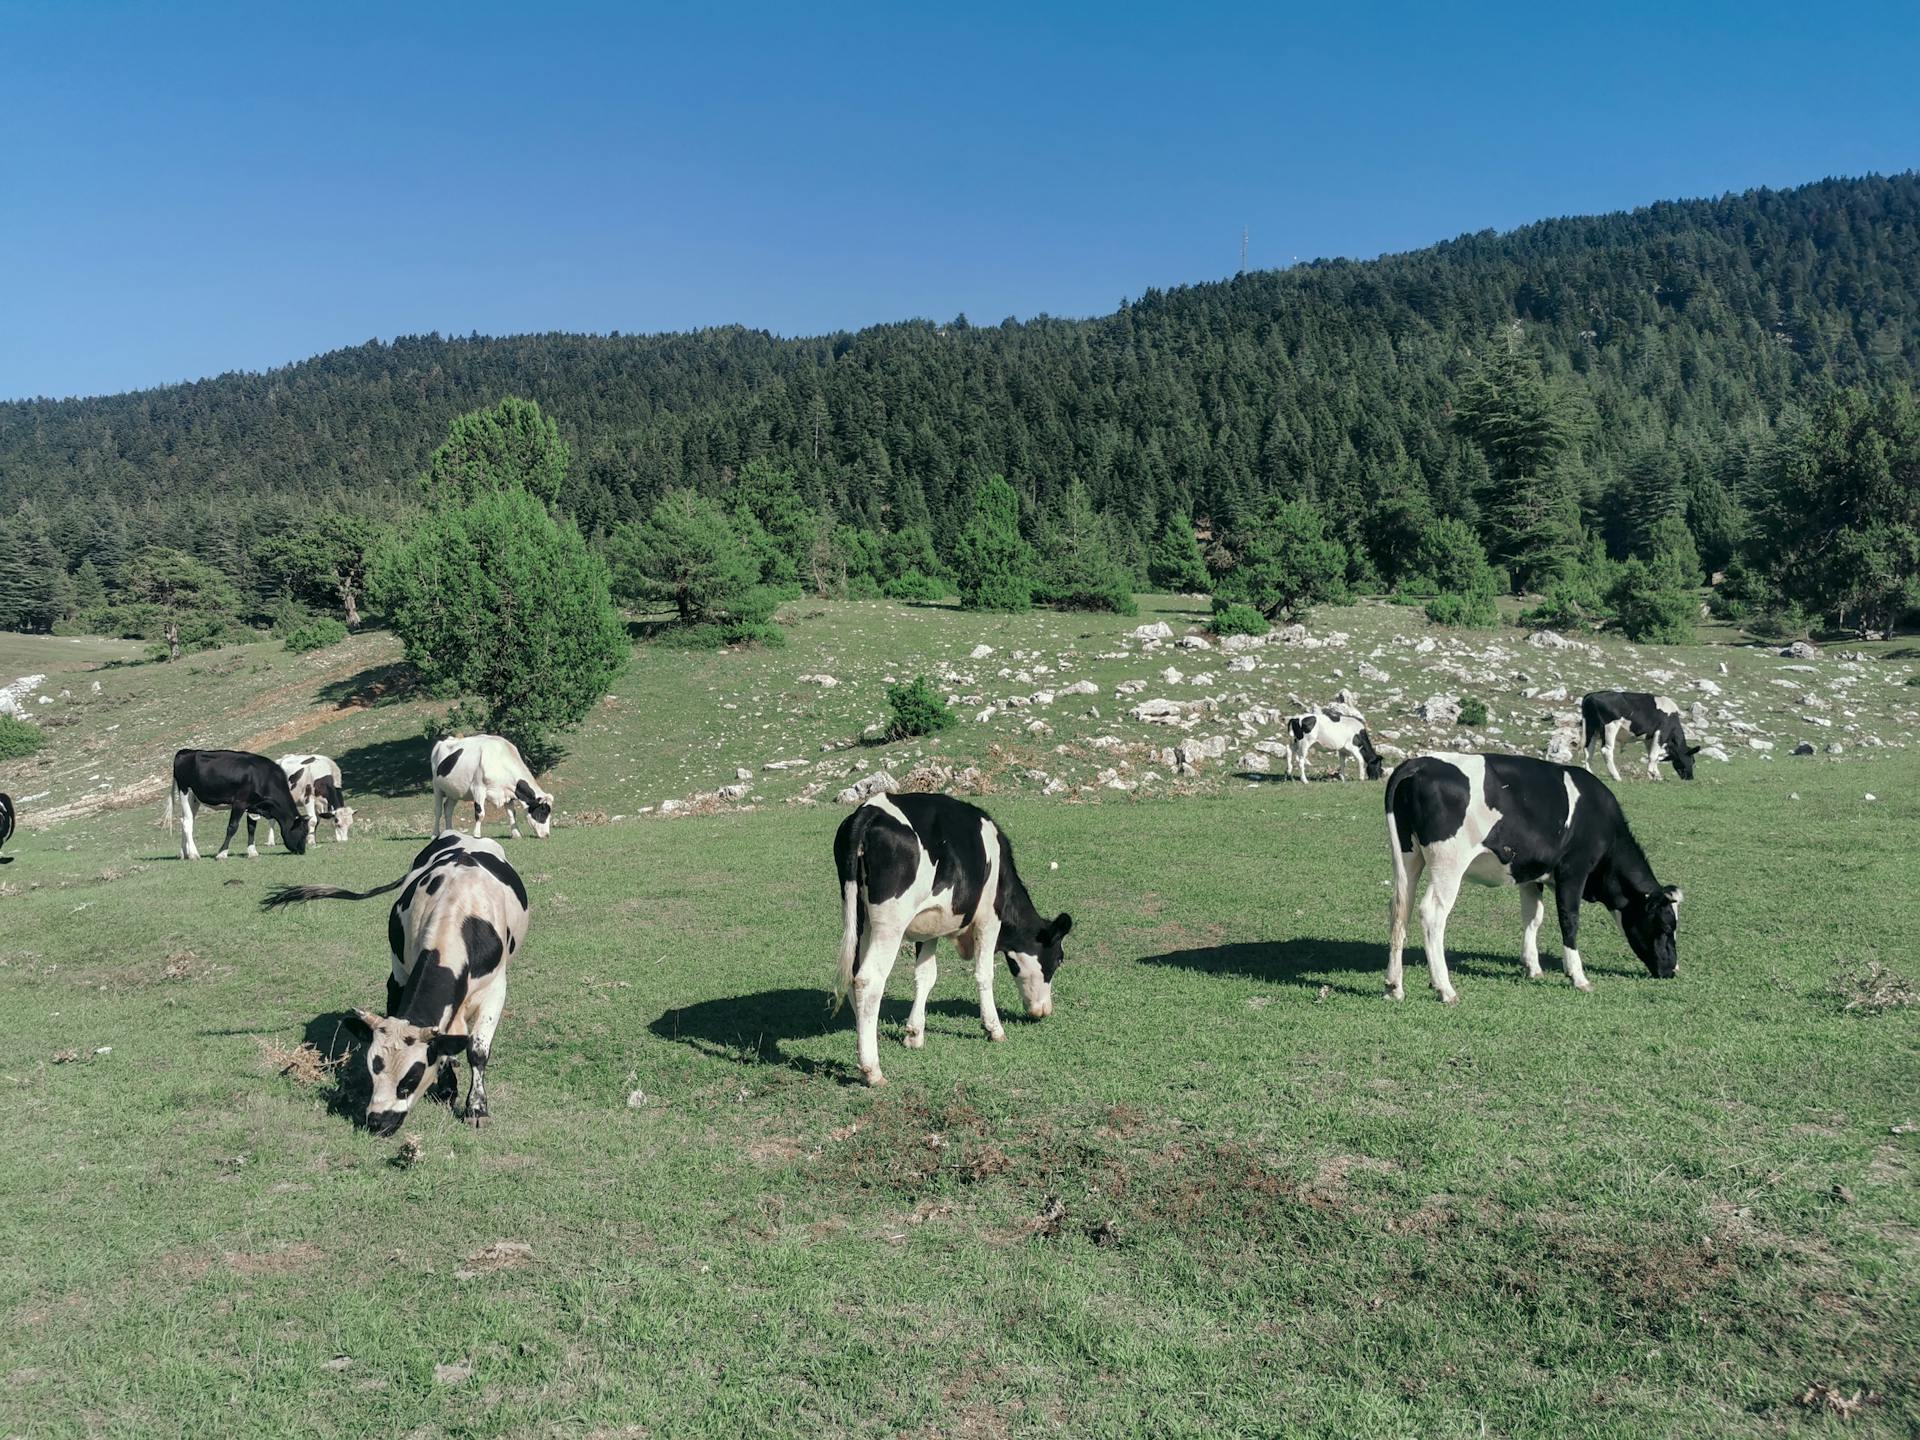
[[0, 791, 13, 864], [263, 832, 529, 1134], [262, 754, 354, 847], [832, 792, 1071, 1087], [1582, 691, 1700, 781], [1285, 707, 1384, 782], [430, 735, 553, 839], [1384, 752, 1683, 1003], [167, 749, 310, 860]]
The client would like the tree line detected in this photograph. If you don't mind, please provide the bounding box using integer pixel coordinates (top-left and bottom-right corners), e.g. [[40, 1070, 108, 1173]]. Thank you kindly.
[[2, 173, 1918, 644]]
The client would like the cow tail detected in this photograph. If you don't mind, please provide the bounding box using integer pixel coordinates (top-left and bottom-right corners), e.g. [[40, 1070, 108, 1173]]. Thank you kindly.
[[260, 875, 408, 912], [829, 807, 873, 1015], [1384, 769, 1413, 913]]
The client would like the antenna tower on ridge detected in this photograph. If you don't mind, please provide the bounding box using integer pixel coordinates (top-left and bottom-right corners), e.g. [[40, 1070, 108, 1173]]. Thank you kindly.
[[1240, 226, 1248, 274]]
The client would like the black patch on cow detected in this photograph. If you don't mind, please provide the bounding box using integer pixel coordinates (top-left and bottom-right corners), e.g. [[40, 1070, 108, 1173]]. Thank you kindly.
[[1289, 714, 1316, 743], [397, 947, 467, 1026], [412, 833, 464, 867], [426, 873, 444, 895], [468, 849, 529, 910], [462, 915, 505, 977], [513, 780, 553, 822], [396, 1061, 427, 1098], [370, 1055, 385, 1074], [507, 933, 516, 954], [387, 904, 404, 963], [436, 747, 464, 778], [1388, 756, 1469, 852]]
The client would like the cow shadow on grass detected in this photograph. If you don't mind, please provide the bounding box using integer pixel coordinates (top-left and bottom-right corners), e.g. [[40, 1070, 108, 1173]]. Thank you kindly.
[[298, 1010, 374, 1125], [649, 987, 1008, 1084], [1139, 937, 1531, 996]]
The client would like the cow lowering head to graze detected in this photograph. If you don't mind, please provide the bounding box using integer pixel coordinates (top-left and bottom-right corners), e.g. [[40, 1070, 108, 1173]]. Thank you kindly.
[[167, 749, 310, 860], [263, 832, 528, 1133], [430, 735, 553, 840], [832, 792, 1071, 1087], [262, 754, 353, 847], [0, 792, 14, 864], [1582, 690, 1700, 782], [1384, 752, 1683, 1003], [1285, 707, 1384, 782]]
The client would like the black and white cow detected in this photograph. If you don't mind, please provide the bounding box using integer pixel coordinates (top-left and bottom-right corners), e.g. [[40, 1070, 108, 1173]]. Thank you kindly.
[[1285, 707, 1384, 782], [1385, 752, 1683, 1003], [263, 832, 529, 1133], [0, 791, 14, 864], [167, 748, 310, 860], [832, 792, 1071, 1087], [1581, 690, 1701, 782], [430, 735, 553, 839], [262, 753, 354, 847]]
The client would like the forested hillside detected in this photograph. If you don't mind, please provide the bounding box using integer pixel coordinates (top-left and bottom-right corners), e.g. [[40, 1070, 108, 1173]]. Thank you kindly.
[[2, 173, 1918, 631]]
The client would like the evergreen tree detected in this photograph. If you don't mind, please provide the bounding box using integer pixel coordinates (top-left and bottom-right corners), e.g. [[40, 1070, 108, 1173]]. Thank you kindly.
[[608, 490, 763, 625], [953, 475, 1035, 613], [1040, 480, 1137, 614], [371, 485, 626, 753], [1212, 496, 1349, 622], [252, 513, 385, 627], [1452, 331, 1583, 590], [1146, 509, 1210, 593], [423, 396, 570, 508]]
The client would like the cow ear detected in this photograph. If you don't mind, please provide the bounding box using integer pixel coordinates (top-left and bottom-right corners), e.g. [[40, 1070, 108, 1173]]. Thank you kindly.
[[1050, 913, 1073, 940], [1686, 745, 1702, 756], [1664, 885, 1684, 907], [344, 1008, 378, 1041], [428, 1031, 471, 1061]]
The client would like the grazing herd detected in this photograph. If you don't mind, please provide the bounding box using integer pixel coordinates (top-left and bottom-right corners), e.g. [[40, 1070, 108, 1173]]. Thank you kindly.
[[7, 682, 1698, 1129]]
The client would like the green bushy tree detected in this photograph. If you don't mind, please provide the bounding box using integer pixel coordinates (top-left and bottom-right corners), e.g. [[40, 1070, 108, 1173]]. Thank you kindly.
[[424, 396, 570, 508], [609, 490, 761, 624], [1608, 558, 1696, 643], [953, 475, 1035, 613], [885, 675, 956, 740], [1039, 480, 1136, 614], [0, 714, 46, 760], [121, 546, 244, 659], [1452, 331, 1583, 590], [372, 485, 627, 753], [1212, 496, 1349, 622], [1146, 509, 1210, 593], [1207, 601, 1270, 637], [252, 512, 385, 627]]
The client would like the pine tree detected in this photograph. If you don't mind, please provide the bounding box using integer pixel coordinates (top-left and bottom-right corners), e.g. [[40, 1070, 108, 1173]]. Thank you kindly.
[[1146, 509, 1210, 593], [424, 396, 570, 508], [1041, 480, 1137, 614], [1452, 331, 1583, 590], [953, 475, 1035, 612]]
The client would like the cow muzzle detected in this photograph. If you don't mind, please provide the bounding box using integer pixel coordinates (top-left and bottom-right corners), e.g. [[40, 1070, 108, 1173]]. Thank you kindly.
[[365, 1109, 405, 1137]]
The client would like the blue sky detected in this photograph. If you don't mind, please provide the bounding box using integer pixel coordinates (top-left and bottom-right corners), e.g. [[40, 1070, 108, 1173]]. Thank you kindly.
[[3, 0, 1916, 400]]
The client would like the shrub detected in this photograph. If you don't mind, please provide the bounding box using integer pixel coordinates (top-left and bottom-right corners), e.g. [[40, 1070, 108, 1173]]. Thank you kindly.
[[885, 675, 955, 740], [0, 715, 46, 760], [1208, 601, 1271, 637], [1424, 590, 1499, 628], [1211, 497, 1349, 622], [283, 616, 348, 653], [1457, 696, 1489, 726], [1607, 558, 1696, 644], [883, 571, 946, 603]]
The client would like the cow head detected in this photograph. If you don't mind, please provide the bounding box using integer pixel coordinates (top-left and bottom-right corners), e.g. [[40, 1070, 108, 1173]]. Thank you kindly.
[[1003, 913, 1073, 1018], [344, 1007, 468, 1136], [282, 814, 312, 854], [331, 805, 356, 843], [1356, 728, 1385, 780], [1620, 885, 1682, 978], [1667, 737, 1703, 780], [513, 780, 554, 838]]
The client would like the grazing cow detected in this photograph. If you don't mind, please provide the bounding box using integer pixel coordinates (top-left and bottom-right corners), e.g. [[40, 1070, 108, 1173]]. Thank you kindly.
[[1385, 752, 1683, 1003], [0, 791, 13, 864], [1285, 707, 1384, 782], [263, 832, 528, 1133], [430, 735, 553, 839], [1582, 690, 1701, 781], [167, 749, 310, 860], [832, 792, 1071, 1087], [262, 754, 354, 847]]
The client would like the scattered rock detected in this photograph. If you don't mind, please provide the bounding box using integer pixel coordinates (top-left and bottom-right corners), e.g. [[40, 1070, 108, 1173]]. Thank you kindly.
[[1130, 622, 1174, 642], [968, 644, 995, 660], [1779, 640, 1820, 659], [1177, 634, 1212, 650], [1417, 695, 1462, 725], [1792, 741, 1816, 756], [835, 770, 897, 805]]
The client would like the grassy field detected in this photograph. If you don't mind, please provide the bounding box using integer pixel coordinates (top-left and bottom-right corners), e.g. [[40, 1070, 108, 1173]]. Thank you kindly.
[[1, 606, 1916, 1438]]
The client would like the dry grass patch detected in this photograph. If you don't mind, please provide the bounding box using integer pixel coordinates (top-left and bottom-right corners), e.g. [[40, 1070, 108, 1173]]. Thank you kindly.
[[260, 1038, 346, 1087]]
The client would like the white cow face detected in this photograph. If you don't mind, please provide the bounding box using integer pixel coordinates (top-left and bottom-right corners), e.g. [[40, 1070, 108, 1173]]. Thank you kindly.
[[331, 806, 355, 843], [345, 1007, 468, 1136], [513, 781, 554, 839], [1003, 913, 1073, 1019]]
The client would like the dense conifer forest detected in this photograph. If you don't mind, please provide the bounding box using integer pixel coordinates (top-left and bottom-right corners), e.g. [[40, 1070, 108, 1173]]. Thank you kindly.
[[2, 173, 1917, 638]]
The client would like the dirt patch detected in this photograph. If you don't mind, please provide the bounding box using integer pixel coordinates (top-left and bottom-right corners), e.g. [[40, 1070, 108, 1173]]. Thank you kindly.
[[454, 1241, 533, 1279], [224, 1242, 326, 1277]]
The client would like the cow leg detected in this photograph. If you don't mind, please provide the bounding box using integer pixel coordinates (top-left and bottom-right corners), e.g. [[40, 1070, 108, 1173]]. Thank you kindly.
[[307, 794, 319, 840], [903, 941, 937, 1048], [1603, 724, 1624, 782], [1417, 863, 1465, 1004], [470, 796, 485, 839], [464, 979, 507, 1125], [969, 916, 1007, 1041], [506, 801, 523, 840], [244, 814, 259, 859], [1292, 743, 1308, 782], [1644, 735, 1661, 781], [1386, 842, 1425, 1001], [262, 819, 275, 848], [179, 791, 201, 860], [214, 806, 245, 861], [851, 921, 905, 1086], [1518, 882, 1546, 979], [1553, 876, 1593, 991]]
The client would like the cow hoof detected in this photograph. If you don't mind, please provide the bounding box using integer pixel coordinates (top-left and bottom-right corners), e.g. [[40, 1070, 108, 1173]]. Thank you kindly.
[[214, 852, 228, 862], [1573, 979, 1594, 993], [1384, 985, 1404, 1001], [861, 1068, 888, 1088], [1525, 970, 1545, 982], [1438, 990, 1460, 1006], [985, 1027, 1007, 1043], [245, 849, 258, 859], [901, 1028, 924, 1049], [466, 1103, 488, 1127]]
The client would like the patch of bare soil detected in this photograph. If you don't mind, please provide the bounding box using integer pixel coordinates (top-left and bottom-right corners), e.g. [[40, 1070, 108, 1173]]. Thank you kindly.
[[223, 1241, 326, 1277]]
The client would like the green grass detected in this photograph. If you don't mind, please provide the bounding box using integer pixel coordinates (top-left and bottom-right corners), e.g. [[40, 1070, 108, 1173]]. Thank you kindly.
[[1, 607, 1917, 1437]]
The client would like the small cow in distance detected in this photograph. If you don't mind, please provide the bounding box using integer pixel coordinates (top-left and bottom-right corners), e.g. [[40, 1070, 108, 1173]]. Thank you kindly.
[[1285, 707, 1384, 782], [1385, 752, 1683, 1003], [1582, 690, 1701, 781], [263, 754, 354, 847], [833, 792, 1071, 1087], [167, 749, 310, 860], [263, 832, 529, 1134], [431, 735, 553, 839], [0, 791, 14, 864]]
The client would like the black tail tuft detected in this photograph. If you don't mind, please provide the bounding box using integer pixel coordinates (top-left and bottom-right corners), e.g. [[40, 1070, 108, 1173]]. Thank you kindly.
[[260, 874, 407, 912]]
